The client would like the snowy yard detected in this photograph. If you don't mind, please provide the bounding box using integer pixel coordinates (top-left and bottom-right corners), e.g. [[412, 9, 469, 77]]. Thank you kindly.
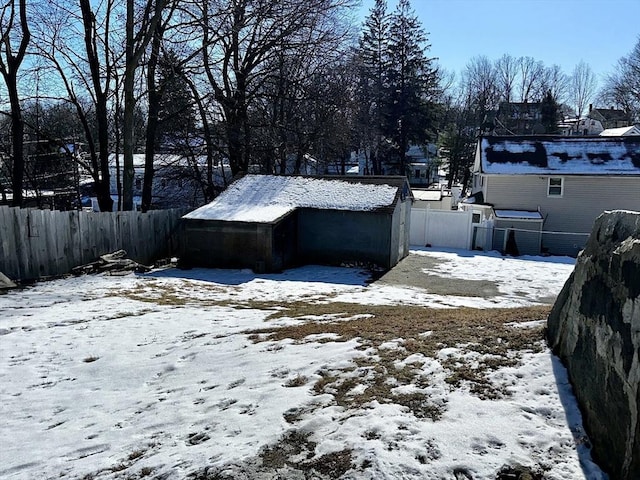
[[0, 249, 606, 479]]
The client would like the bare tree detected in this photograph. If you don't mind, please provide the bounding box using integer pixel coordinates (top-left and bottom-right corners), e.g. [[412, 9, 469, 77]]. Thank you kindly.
[[32, 0, 118, 212], [461, 56, 499, 117], [495, 54, 518, 103], [0, 0, 30, 206], [599, 36, 640, 122], [570, 60, 597, 118], [518, 56, 544, 102], [122, 0, 169, 210], [540, 64, 570, 106], [192, 0, 355, 176], [140, 3, 181, 212]]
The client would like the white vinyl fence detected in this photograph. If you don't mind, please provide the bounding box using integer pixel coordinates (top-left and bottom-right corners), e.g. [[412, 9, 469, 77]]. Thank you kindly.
[[410, 208, 473, 250], [0, 206, 183, 281]]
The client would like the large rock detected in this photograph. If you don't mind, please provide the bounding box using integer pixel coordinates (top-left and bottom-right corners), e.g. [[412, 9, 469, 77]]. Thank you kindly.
[[547, 210, 640, 480]]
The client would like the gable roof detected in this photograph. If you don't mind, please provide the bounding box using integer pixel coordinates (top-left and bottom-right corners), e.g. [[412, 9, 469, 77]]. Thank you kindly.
[[600, 125, 640, 136], [183, 174, 409, 223], [476, 136, 640, 175], [588, 107, 628, 122]]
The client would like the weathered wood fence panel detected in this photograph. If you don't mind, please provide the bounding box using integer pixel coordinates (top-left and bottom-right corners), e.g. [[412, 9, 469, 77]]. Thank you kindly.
[[0, 206, 184, 281]]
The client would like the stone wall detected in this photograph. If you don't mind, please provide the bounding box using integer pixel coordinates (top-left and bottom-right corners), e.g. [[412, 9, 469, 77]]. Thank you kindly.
[[547, 210, 640, 480]]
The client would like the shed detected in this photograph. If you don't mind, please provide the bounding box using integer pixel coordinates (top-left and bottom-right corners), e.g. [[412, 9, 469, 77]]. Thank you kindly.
[[180, 175, 413, 272]]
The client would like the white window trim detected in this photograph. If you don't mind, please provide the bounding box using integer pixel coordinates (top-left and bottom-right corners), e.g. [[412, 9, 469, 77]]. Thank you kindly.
[[547, 176, 564, 198]]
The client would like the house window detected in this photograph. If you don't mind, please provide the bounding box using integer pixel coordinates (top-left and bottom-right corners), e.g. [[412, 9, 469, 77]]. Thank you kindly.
[[415, 169, 421, 179], [547, 177, 564, 197]]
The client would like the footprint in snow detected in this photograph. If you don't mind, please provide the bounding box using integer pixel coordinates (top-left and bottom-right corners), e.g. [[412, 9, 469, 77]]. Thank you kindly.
[[227, 378, 245, 389], [186, 432, 210, 445]]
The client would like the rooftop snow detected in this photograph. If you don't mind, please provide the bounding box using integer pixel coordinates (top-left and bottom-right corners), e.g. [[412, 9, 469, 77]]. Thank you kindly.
[[413, 190, 443, 201], [494, 209, 543, 220], [479, 136, 640, 175], [599, 126, 640, 136], [184, 175, 402, 223]]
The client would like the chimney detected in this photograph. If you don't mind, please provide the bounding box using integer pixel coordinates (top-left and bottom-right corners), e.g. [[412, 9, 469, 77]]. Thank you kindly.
[[589, 104, 593, 113]]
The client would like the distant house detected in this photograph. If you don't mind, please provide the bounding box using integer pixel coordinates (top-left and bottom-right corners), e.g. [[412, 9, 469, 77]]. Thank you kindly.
[[558, 117, 604, 136], [180, 174, 413, 272], [588, 106, 631, 130], [406, 144, 440, 187], [494, 102, 545, 135], [600, 125, 640, 136], [465, 136, 640, 256]]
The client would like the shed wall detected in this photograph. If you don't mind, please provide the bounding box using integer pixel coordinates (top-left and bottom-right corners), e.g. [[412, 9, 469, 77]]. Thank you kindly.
[[390, 199, 411, 266], [181, 219, 269, 270], [297, 209, 392, 268]]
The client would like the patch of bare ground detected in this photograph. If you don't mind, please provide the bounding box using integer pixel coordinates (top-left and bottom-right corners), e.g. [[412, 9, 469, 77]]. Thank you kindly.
[[188, 431, 356, 480]]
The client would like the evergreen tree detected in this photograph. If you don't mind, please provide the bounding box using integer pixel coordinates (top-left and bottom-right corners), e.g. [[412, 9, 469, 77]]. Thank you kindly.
[[156, 51, 197, 151], [383, 0, 438, 175], [540, 89, 560, 134], [357, 0, 389, 174]]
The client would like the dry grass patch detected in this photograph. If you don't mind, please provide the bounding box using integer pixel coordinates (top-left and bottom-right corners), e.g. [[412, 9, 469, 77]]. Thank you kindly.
[[259, 431, 355, 478], [114, 281, 288, 313], [283, 374, 309, 387], [249, 303, 549, 348], [249, 304, 551, 407]]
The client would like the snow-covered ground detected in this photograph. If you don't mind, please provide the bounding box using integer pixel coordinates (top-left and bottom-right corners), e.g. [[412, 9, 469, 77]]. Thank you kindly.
[[0, 248, 606, 479]]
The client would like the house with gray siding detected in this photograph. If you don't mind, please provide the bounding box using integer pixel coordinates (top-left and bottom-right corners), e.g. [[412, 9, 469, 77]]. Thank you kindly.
[[467, 136, 640, 256], [180, 174, 412, 272]]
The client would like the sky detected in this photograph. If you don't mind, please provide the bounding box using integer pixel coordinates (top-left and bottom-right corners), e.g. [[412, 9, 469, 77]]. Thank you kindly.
[[358, 0, 640, 88]]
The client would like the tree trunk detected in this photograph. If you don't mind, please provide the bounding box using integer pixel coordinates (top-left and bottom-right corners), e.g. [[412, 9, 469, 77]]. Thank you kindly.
[[225, 109, 244, 176], [1, 0, 30, 207], [96, 100, 113, 212], [7, 76, 24, 207], [185, 75, 216, 201], [122, 0, 135, 211], [141, 26, 162, 213]]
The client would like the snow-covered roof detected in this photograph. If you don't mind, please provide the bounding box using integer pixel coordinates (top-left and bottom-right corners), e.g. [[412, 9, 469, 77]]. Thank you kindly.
[[477, 136, 640, 175], [599, 126, 640, 136], [413, 189, 442, 201], [184, 175, 407, 223], [494, 209, 543, 220]]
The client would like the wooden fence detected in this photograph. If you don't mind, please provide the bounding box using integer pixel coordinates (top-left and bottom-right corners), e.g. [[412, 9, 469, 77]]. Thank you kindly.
[[0, 206, 184, 281]]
